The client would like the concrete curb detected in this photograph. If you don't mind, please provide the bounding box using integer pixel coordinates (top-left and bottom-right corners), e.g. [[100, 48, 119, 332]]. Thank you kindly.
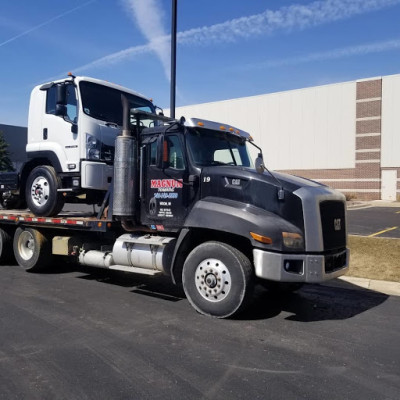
[[347, 200, 400, 210], [322, 276, 400, 297]]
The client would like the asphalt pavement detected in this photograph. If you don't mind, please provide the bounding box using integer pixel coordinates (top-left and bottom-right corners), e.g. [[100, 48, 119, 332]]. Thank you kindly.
[[0, 265, 399, 400], [347, 202, 400, 238]]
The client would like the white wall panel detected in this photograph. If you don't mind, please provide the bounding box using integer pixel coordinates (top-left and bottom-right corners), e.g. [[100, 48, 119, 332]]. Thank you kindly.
[[175, 82, 356, 170], [382, 75, 400, 167]]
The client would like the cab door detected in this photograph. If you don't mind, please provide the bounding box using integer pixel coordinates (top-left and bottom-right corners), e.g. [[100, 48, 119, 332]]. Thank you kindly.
[[40, 83, 79, 172], [141, 134, 189, 230]]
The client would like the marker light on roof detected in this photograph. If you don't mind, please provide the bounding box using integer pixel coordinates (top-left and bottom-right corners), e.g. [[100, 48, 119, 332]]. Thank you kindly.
[[197, 121, 204, 126], [220, 126, 226, 131]]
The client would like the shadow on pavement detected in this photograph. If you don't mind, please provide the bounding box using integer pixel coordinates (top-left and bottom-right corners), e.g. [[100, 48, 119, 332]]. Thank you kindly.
[[37, 261, 389, 321], [76, 267, 186, 301], [240, 282, 389, 322]]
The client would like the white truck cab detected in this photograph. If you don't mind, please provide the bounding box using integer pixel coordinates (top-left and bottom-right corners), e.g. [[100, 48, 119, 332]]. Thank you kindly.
[[23, 75, 156, 216]]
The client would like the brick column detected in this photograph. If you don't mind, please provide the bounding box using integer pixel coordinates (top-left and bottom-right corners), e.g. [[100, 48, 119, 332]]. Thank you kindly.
[[354, 79, 382, 200]]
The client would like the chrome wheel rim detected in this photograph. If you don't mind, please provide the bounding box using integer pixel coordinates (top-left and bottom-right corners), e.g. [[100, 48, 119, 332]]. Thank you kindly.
[[195, 258, 232, 302], [30, 176, 50, 207]]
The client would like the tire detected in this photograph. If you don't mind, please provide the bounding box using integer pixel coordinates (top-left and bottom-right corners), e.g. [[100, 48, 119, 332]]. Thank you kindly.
[[26, 165, 64, 217], [182, 241, 254, 318], [0, 227, 14, 264], [13, 227, 53, 272]]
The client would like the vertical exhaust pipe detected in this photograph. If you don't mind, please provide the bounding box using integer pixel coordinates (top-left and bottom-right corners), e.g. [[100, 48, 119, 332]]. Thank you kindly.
[[113, 95, 137, 218]]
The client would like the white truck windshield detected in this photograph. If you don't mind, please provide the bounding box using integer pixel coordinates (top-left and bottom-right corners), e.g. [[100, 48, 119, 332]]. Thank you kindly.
[[79, 81, 155, 126]]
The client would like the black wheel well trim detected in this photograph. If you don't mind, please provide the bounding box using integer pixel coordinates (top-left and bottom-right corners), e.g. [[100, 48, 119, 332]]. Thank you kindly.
[[170, 227, 253, 285], [26, 151, 62, 172]]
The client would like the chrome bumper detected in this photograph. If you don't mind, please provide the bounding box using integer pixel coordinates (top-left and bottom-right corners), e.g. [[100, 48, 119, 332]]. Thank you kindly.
[[253, 248, 349, 283]]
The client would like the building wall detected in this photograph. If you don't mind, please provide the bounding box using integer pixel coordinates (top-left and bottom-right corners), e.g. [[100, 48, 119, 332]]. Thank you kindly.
[[175, 74, 400, 201]]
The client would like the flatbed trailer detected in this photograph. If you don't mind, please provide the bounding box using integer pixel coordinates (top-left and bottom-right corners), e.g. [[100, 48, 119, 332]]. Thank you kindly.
[[0, 209, 114, 233]]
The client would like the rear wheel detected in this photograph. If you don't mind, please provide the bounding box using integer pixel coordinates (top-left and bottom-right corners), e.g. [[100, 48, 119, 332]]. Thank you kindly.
[[13, 227, 52, 272], [0, 227, 14, 264], [26, 165, 64, 217], [182, 241, 254, 318]]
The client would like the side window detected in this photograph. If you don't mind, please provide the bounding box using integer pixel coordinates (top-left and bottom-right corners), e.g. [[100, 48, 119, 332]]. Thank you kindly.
[[167, 135, 185, 170], [45, 84, 77, 122], [46, 86, 57, 115], [66, 84, 77, 122], [149, 141, 157, 166]]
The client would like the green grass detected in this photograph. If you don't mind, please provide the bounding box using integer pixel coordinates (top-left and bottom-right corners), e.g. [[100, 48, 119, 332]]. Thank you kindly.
[[347, 235, 400, 282]]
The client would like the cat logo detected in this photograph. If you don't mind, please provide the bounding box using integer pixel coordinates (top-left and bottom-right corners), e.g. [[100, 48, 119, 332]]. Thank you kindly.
[[334, 218, 342, 231]]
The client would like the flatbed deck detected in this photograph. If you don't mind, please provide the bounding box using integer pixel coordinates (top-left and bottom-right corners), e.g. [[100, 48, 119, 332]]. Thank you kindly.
[[0, 209, 114, 232]]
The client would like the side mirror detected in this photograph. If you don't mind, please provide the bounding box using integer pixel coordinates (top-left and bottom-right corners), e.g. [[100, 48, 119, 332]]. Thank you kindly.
[[55, 104, 67, 117], [55, 84, 67, 117], [255, 153, 265, 174], [156, 135, 169, 169], [56, 84, 67, 105]]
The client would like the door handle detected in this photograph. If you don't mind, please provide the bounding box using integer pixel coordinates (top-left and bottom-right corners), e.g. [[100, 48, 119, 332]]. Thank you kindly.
[[43, 128, 48, 140]]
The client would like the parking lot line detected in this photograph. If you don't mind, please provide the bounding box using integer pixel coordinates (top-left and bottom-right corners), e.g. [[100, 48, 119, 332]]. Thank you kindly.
[[368, 226, 398, 237]]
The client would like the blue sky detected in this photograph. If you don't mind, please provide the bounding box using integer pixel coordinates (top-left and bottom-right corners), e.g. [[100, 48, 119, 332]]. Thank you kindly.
[[1, 0, 400, 127]]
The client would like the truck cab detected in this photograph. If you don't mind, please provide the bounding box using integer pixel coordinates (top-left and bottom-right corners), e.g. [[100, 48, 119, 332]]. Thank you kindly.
[[7, 75, 156, 216]]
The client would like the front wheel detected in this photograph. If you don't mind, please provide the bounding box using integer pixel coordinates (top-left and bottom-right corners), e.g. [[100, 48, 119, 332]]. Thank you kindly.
[[182, 241, 254, 318], [26, 165, 64, 217]]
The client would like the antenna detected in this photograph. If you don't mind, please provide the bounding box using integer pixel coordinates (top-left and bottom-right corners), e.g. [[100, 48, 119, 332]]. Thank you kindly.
[[170, 0, 177, 119]]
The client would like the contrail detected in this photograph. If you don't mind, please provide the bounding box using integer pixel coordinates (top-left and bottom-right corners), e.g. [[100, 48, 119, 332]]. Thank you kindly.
[[121, 0, 170, 79], [0, 0, 96, 48], [241, 38, 400, 69], [177, 0, 400, 46], [69, 0, 400, 73]]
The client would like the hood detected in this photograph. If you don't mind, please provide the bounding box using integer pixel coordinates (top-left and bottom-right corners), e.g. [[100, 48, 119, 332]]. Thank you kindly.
[[199, 167, 328, 234]]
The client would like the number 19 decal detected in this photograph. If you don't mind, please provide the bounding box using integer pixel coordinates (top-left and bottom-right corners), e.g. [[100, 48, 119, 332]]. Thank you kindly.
[[203, 176, 211, 183]]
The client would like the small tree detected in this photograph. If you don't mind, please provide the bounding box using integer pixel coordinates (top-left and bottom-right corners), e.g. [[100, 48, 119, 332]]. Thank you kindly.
[[0, 130, 15, 172]]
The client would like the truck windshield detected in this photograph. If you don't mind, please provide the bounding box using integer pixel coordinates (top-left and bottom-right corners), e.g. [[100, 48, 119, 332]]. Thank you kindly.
[[79, 81, 155, 126], [186, 128, 254, 167]]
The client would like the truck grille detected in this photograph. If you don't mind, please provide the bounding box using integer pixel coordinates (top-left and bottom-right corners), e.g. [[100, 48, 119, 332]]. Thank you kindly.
[[320, 200, 346, 251], [325, 250, 347, 273]]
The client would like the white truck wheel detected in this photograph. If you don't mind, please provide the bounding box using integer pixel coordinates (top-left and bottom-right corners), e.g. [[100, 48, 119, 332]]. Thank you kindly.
[[182, 241, 254, 318], [26, 165, 64, 217]]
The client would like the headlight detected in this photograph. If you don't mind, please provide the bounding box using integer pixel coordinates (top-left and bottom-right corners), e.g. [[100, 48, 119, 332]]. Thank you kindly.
[[282, 232, 304, 249], [86, 134, 101, 160]]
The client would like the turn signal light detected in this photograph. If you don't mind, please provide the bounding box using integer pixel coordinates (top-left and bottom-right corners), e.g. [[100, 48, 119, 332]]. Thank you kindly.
[[250, 232, 272, 244]]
